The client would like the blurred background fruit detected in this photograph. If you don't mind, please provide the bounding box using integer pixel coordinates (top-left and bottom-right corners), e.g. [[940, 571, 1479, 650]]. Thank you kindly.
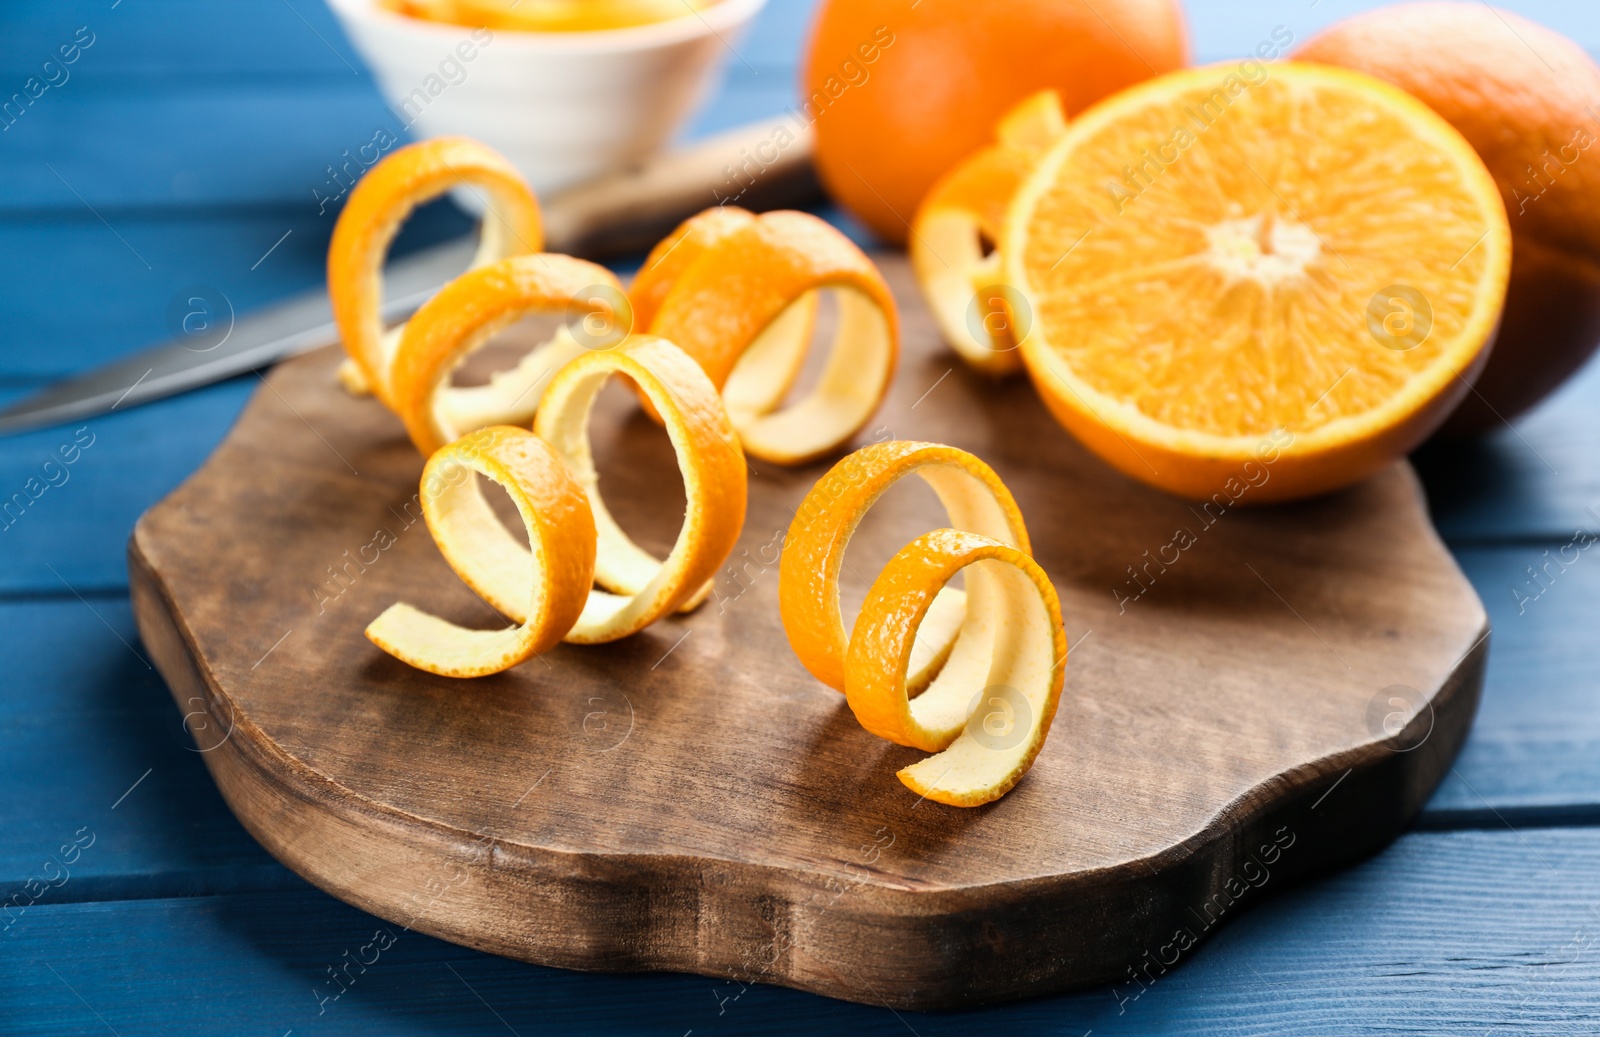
[[803, 0, 1188, 245], [1297, 2, 1600, 436]]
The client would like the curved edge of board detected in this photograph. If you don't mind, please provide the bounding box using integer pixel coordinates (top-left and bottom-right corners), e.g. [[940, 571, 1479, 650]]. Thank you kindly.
[[129, 520, 1486, 1010]]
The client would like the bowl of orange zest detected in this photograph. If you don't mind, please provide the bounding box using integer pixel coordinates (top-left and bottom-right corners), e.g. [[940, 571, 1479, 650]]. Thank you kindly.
[[326, 0, 767, 193]]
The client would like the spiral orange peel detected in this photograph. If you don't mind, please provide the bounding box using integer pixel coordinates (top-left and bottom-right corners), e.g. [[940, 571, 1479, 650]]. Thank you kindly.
[[779, 437, 1031, 685], [911, 90, 1067, 376], [846, 529, 1067, 807], [533, 335, 747, 642], [365, 425, 595, 678], [328, 136, 543, 405], [646, 209, 898, 465], [388, 253, 628, 456]]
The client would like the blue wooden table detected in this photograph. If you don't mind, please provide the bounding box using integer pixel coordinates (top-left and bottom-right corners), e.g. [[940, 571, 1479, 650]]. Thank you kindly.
[[4, 1, 1600, 1032]]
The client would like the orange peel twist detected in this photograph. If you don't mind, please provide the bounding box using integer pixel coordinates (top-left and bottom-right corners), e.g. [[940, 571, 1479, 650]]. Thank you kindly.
[[778, 441, 1031, 694], [644, 209, 898, 466], [846, 529, 1066, 807], [778, 442, 1063, 806], [533, 335, 747, 642], [328, 136, 544, 406], [365, 425, 595, 678], [389, 253, 629, 456], [910, 90, 1066, 375]]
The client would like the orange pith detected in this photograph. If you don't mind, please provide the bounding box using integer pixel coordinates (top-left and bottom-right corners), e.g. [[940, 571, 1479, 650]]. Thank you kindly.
[[328, 137, 543, 407], [1005, 62, 1511, 501]]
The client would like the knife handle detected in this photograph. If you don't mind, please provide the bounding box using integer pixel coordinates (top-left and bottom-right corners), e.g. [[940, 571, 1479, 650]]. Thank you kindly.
[[542, 117, 819, 258]]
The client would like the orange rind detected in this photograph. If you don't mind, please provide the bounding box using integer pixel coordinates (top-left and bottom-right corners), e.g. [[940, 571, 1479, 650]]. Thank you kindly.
[[328, 137, 543, 406], [845, 529, 1066, 807], [630, 207, 815, 424], [388, 253, 629, 456], [533, 335, 747, 642], [646, 209, 897, 465], [911, 90, 1067, 376], [365, 425, 595, 678], [778, 441, 1032, 696]]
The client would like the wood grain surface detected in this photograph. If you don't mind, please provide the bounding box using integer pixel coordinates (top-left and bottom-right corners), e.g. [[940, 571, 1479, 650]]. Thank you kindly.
[[129, 254, 1489, 1009]]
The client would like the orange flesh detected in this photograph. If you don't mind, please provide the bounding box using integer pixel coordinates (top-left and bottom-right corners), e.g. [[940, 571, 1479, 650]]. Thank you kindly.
[[1008, 63, 1509, 450]]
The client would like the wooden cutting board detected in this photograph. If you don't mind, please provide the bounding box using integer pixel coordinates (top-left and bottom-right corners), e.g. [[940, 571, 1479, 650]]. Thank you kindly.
[[130, 254, 1487, 1010]]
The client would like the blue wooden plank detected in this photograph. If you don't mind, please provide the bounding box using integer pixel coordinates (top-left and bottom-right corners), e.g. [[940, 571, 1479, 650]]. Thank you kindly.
[[0, 377, 255, 593], [1426, 543, 1600, 821], [1186, 0, 1600, 60], [0, 205, 471, 382], [0, 597, 298, 902], [3, 81, 417, 213], [1420, 352, 1600, 545], [4, 828, 1599, 1035]]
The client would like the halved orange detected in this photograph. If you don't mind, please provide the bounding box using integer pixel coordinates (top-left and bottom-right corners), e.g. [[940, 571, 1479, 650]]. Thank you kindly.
[[1003, 62, 1511, 502], [328, 137, 543, 406], [912, 90, 1067, 375]]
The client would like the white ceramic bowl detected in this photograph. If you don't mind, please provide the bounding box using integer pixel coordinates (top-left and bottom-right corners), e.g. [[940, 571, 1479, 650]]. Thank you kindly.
[[324, 0, 767, 194]]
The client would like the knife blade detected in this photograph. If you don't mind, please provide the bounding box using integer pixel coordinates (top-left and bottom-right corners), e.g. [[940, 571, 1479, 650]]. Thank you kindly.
[[0, 119, 817, 436]]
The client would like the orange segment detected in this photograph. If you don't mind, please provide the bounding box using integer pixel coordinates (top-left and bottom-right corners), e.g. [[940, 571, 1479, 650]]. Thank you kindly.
[[365, 426, 595, 678], [388, 253, 628, 456], [647, 209, 898, 466], [1004, 62, 1511, 502], [778, 441, 1031, 695], [328, 137, 543, 406], [533, 335, 747, 643], [912, 91, 1068, 376], [844, 529, 1067, 807]]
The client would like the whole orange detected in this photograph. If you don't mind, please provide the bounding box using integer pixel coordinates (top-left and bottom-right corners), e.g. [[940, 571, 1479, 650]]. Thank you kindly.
[[803, 0, 1188, 245], [1297, 3, 1600, 435]]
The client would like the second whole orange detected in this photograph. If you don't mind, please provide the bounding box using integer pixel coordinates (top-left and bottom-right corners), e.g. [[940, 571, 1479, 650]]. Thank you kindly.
[[803, 0, 1189, 245], [1297, 3, 1600, 434]]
